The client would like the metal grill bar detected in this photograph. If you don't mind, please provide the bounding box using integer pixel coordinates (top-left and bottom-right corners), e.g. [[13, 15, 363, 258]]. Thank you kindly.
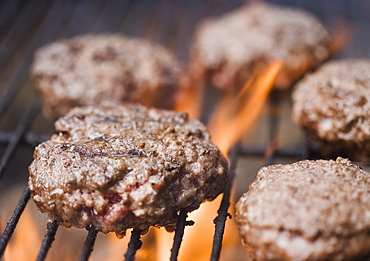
[[0, 98, 40, 182], [0, 1, 27, 44], [124, 228, 143, 261], [36, 220, 59, 261], [0, 1, 367, 260], [0, 0, 51, 69], [238, 145, 305, 158], [0, 1, 52, 118], [91, 0, 134, 33], [79, 225, 99, 261], [35, 2, 140, 257], [265, 91, 282, 165], [59, 0, 108, 39], [0, 1, 79, 119], [0, 185, 30, 257], [0, 132, 50, 147], [210, 146, 239, 261], [170, 209, 194, 261]]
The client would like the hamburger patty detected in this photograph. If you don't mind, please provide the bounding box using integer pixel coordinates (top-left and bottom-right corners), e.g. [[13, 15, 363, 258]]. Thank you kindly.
[[31, 34, 185, 118], [235, 158, 370, 261], [292, 59, 370, 161], [190, 1, 331, 90], [28, 102, 228, 235]]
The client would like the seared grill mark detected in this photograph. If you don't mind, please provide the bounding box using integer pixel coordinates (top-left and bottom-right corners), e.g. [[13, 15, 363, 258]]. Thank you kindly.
[[69, 145, 146, 158], [29, 102, 228, 235]]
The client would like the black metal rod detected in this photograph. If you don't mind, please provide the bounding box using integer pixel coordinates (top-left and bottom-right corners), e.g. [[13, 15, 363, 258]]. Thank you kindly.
[[0, 0, 81, 120], [170, 209, 191, 261], [0, 98, 40, 183], [265, 90, 281, 166], [36, 220, 59, 261], [210, 145, 238, 261], [79, 225, 99, 261], [238, 144, 305, 158], [0, 0, 51, 70], [124, 229, 143, 261], [0, 131, 50, 147], [0, 185, 30, 258], [0, 1, 53, 119], [0, 0, 26, 37]]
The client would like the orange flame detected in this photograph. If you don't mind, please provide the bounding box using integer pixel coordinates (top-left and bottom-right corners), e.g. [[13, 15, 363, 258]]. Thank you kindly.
[[329, 23, 351, 56], [3, 61, 283, 261], [90, 232, 129, 261], [4, 205, 42, 260], [2, 204, 83, 261], [1, 203, 155, 261], [154, 61, 283, 261], [176, 61, 283, 261], [175, 73, 204, 119], [209, 61, 283, 155]]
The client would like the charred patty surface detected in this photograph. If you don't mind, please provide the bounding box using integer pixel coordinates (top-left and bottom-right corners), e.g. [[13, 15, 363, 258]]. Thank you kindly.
[[190, 1, 331, 90], [28, 102, 228, 235], [292, 59, 370, 161], [235, 158, 370, 261], [32, 34, 185, 118]]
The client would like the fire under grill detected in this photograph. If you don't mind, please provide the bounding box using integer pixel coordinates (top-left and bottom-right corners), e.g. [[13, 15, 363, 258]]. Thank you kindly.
[[0, 0, 370, 260]]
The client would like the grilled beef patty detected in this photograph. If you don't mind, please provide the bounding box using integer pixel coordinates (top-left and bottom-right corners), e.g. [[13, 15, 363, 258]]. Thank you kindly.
[[31, 34, 185, 118], [235, 158, 370, 261], [190, 1, 331, 90], [292, 59, 370, 161], [28, 102, 228, 235]]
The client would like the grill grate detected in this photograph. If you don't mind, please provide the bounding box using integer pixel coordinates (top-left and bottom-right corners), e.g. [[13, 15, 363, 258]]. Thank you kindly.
[[169, 210, 193, 261], [0, 0, 369, 260], [80, 225, 99, 261], [37, 220, 59, 261], [0, 185, 30, 255]]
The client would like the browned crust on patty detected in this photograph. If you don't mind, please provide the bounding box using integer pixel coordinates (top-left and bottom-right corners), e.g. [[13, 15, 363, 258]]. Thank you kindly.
[[235, 158, 370, 261], [32, 34, 186, 118], [190, 1, 331, 90], [292, 59, 370, 161], [28, 102, 228, 234]]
